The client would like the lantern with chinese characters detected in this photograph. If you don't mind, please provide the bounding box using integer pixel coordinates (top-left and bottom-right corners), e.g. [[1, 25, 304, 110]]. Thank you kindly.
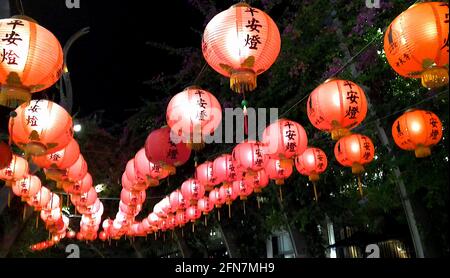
[[120, 188, 146, 207], [32, 138, 80, 170], [209, 188, 224, 208], [71, 187, 97, 207], [232, 178, 253, 201], [213, 154, 240, 185], [219, 183, 237, 218], [0, 141, 12, 168], [196, 161, 220, 191], [175, 210, 188, 227], [264, 158, 293, 185], [181, 178, 205, 205], [0, 154, 28, 183], [202, 3, 281, 93], [26, 186, 51, 210], [0, 17, 63, 107], [246, 170, 269, 194], [384, 2, 449, 89], [197, 197, 214, 215], [166, 86, 222, 150], [62, 172, 92, 195], [12, 174, 41, 201], [392, 110, 443, 158], [295, 147, 328, 202], [125, 159, 149, 190], [186, 206, 201, 222], [121, 172, 146, 193], [262, 119, 308, 161], [335, 134, 375, 197], [148, 213, 160, 228], [57, 154, 88, 183], [169, 190, 186, 213], [307, 79, 367, 140], [9, 100, 73, 156], [232, 141, 267, 175], [144, 126, 191, 175], [134, 148, 168, 186]]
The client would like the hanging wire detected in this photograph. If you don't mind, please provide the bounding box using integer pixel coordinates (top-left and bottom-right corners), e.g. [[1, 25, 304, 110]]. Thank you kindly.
[[15, 0, 25, 15]]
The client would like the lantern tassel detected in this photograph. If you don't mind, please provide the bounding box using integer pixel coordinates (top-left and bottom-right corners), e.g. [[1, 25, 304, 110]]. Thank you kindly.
[[279, 187, 283, 202], [218, 209, 221, 221], [163, 232, 166, 242], [181, 228, 184, 238], [35, 212, 39, 229], [66, 194, 69, 207], [192, 223, 195, 233], [244, 109, 248, 136], [228, 203, 231, 219], [357, 174, 364, 198], [154, 232, 157, 240], [257, 196, 260, 209], [7, 190, 11, 208], [313, 182, 319, 203], [243, 200, 246, 215], [22, 205, 26, 221], [172, 230, 174, 239], [204, 216, 207, 226]]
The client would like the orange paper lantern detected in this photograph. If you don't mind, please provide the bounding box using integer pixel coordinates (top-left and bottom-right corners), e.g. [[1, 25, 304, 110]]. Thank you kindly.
[[195, 161, 220, 191], [392, 109, 443, 158], [0, 17, 63, 107], [202, 3, 281, 93], [32, 138, 80, 169], [0, 154, 28, 182], [295, 147, 328, 182], [9, 100, 73, 156], [384, 2, 449, 89], [232, 140, 267, 174], [264, 157, 293, 185], [307, 79, 368, 140], [12, 174, 41, 200]]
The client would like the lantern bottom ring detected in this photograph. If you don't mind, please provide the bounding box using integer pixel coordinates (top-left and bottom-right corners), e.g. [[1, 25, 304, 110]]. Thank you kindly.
[[421, 67, 449, 89], [25, 142, 47, 156], [0, 85, 31, 108], [230, 69, 257, 94]]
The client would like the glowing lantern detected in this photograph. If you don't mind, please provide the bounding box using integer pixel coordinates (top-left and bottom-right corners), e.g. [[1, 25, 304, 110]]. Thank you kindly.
[[264, 158, 293, 185], [335, 134, 375, 197], [0, 141, 12, 168], [166, 86, 222, 150], [134, 148, 168, 185], [232, 141, 267, 175], [119, 201, 142, 217], [0, 17, 63, 107], [186, 206, 201, 222], [209, 188, 225, 208], [202, 3, 281, 93], [32, 138, 79, 169], [77, 198, 102, 215], [219, 183, 237, 218], [26, 186, 51, 210], [307, 79, 368, 140], [71, 187, 97, 207], [12, 174, 41, 200], [213, 154, 240, 185], [62, 172, 92, 195], [99, 231, 107, 241], [40, 208, 61, 224], [295, 147, 328, 201], [42, 193, 60, 212], [197, 197, 214, 215], [262, 119, 308, 160], [66, 230, 76, 239], [246, 170, 269, 194], [144, 126, 191, 174], [392, 110, 443, 158], [125, 159, 149, 189], [169, 190, 186, 213], [195, 161, 220, 191], [148, 213, 160, 227], [384, 2, 449, 89], [120, 189, 146, 207], [9, 100, 73, 156], [175, 210, 188, 227], [181, 178, 205, 205], [59, 154, 88, 182], [232, 179, 254, 200], [0, 154, 28, 183]]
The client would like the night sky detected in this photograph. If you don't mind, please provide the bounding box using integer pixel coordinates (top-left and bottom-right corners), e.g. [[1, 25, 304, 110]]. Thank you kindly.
[[1, 0, 213, 127]]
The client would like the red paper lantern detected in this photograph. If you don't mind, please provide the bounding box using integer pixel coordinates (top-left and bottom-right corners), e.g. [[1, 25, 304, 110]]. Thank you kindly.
[[181, 178, 205, 204], [166, 86, 222, 150], [71, 187, 97, 207], [120, 188, 146, 207], [40, 208, 62, 224], [197, 197, 214, 215], [0, 154, 28, 182], [186, 206, 201, 222], [212, 154, 240, 185], [144, 126, 191, 174], [334, 134, 375, 174], [0, 17, 63, 107], [262, 119, 308, 160], [77, 198, 102, 215], [134, 148, 168, 184], [147, 213, 160, 227], [175, 210, 188, 227], [42, 193, 60, 212], [295, 147, 328, 182], [232, 179, 254, 200], [202, 3, 281, 93], [26, 186, 51, 210], [232, 141, 267, 174], [218, 183, 237, 205], [9, 100, 73, 156], [384, 2, 449, 89], [119, 201, 142, 217], [62, 154, 88, 182], [125, 159, 149, 189], [66, 230, 76, 239], [392, 110, 443, 158], [195, 161, 220, 191], [63, 172, 92, 195], [121, 172, 145, 192], [32, 138, 80, 169], [12, 174, 41, 200], [0, 141, 12, 168], [245, 170, 269, 193], [307, 79, 368, 140], [169, 190, 186, 213], [264, 157, 293, 185], [208, 188, 225, 208], [99, 231, 107, 241]]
